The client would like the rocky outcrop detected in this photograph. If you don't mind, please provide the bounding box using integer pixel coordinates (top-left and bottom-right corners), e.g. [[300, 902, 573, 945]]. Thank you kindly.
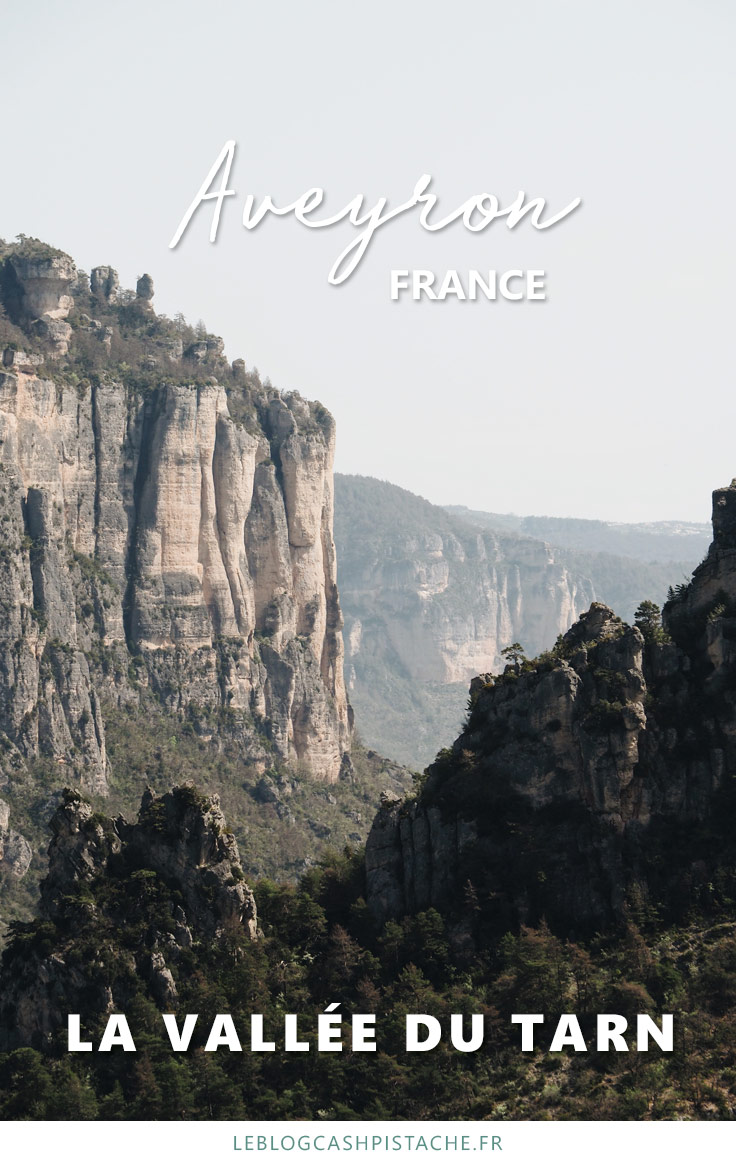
[[0, 241, 350, 797], [666, 478, 736, 638], [126, 786, 257, 938], [41, 786, 257, 939], [90, 266, 119, 304], [136, 273, 154, 307], [6, 248, 75, 355], [0, 786, 256, 1049], [0, 798, 32, 879], [40, 791, 122, 912], [8, 253, 75, 321], [366, 482, 736, 935]]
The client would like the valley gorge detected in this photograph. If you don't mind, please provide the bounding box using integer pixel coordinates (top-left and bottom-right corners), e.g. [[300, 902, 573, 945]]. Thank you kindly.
[[366, 479, 736, 938], [0, 236, 713, 921], [1, 237, 735, 1122], [335, 475, 701, 768]]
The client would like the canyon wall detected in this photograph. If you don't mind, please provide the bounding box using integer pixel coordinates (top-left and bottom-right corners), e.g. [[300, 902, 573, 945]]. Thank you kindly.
[[0, 241, 351, 879]]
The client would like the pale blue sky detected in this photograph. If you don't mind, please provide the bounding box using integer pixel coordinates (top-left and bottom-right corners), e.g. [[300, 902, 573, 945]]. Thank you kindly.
[[1, 0, 733, 521]]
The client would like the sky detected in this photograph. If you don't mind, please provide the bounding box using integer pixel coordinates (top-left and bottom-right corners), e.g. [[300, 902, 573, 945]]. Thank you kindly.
[[0, 0, 733, 523]]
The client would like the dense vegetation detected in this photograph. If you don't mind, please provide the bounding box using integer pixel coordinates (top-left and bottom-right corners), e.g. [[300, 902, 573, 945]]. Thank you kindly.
[[2, 828, 736, 1120]]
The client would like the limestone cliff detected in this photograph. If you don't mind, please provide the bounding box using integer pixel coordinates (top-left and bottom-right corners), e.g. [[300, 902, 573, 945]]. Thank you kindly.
[[366, 480, 736, 936], [0, 238, 350, 820]]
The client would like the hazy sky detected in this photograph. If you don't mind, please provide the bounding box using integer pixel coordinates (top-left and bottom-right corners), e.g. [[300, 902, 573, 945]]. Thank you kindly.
[[1, 0, 733, 522]]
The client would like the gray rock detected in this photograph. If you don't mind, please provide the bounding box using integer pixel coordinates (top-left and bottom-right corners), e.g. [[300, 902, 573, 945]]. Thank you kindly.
[[136, 272, 154, 304], [147, 951, 178, 1006], [32, 316, 72, 356], [90, 266, 119, 304], [8, 253, 76, 321], [8, 252, 75, 356], [2, 348, 44, 371]]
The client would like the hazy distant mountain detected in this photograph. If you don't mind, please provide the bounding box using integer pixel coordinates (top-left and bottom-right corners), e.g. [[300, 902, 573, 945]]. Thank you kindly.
[[446, 506, 711, 563], [335, 476, 704, 768]]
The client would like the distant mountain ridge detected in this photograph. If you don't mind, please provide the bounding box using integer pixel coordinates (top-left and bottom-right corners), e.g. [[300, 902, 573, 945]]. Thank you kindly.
[[446, 505, 711, 563], [335, 475, 704, 768]]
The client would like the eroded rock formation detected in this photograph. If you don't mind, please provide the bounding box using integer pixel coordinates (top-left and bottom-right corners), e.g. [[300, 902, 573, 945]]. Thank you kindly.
[[366, 481, 736, 936], [6, 249, 76, 355], [0, 786, 256, 1049], [90, 266, 119, 305]]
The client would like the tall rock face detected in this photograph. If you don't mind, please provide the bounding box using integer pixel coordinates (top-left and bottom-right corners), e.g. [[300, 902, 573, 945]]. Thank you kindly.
[[335, 475, 595, 768], [0, 786, 256, 1050], [0, 239, 350, 812], [366, 481, 736, 937], [336, 476, 593, 689]]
